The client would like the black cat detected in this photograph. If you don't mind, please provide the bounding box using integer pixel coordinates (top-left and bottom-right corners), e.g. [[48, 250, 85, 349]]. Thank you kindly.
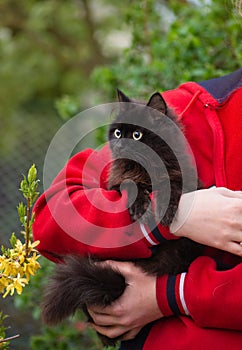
[[41, 90, 203, 347]]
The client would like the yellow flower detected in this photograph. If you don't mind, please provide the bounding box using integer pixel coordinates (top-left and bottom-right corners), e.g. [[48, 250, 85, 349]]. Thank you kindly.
[[0, 239, 41, 298], [23, 254, 40, 280], [2, 274, 28, 298]]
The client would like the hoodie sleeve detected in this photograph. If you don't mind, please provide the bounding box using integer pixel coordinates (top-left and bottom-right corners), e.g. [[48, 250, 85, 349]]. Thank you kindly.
[[33, 145, 176, 262], [156, 256, 242, 330], [156, 81, 242, 331]]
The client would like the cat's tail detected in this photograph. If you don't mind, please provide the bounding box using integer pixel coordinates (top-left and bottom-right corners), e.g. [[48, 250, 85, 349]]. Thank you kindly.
[[41, 255, 126, 326]]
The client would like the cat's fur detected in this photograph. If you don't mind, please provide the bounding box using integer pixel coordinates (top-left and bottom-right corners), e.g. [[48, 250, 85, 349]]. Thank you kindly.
[[41, 91, 203, 347]]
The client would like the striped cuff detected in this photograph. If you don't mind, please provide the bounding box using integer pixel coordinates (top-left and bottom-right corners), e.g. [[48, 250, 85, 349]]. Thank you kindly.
[[156, 274, 190, 316], [139, 217, 179, 248]]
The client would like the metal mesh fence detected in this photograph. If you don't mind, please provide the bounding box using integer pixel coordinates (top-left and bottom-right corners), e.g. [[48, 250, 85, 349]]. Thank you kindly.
[[0, 108, 64, 348], [0, 110, 63, 243]]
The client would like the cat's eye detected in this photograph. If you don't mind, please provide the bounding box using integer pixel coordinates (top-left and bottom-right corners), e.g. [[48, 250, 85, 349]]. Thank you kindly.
[[114, 128, 122, 139], [132, 130, 143, 141]]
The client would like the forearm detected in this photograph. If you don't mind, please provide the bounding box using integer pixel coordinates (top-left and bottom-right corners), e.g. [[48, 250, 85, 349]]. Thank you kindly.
[[156, 256, 242, 330], [33, 147, 172, 261]]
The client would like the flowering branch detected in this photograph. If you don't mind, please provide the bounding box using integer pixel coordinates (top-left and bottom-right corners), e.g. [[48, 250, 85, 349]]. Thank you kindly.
[[0, 165, 41, 347]]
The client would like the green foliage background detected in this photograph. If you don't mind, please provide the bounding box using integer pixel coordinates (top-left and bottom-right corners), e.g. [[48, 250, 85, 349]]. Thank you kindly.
[[0, 0, 241, 349]]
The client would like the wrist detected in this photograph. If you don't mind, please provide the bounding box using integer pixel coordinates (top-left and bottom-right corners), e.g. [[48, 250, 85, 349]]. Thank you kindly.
[[170, 192, 197, 237]]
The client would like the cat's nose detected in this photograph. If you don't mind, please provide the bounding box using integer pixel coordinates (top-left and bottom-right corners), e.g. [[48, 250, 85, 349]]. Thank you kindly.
[[113, 145, 122, 157], [111, 140, 123, 156]]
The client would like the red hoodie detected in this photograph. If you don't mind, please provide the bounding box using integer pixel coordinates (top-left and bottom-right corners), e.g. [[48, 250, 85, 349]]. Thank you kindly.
[[33, 69, 242, 349]]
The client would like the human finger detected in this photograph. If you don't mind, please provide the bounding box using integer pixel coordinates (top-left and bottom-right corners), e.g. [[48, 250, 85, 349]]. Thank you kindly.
[[96, 259, 137, 275], [89, 323, 127, 340], [216, 187, 242, 198], [88, 309, 120, 326], [120, 326, 143, 341], [225, 241, 242, 257]]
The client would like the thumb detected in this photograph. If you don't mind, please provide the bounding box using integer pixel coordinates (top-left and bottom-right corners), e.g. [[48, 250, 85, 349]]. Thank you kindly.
[[98, 260, 140, 278]]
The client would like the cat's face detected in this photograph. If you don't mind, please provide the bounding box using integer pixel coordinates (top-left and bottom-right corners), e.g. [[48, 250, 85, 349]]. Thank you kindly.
[[108, 90, 169, 162], [109, 121, 150, 159]]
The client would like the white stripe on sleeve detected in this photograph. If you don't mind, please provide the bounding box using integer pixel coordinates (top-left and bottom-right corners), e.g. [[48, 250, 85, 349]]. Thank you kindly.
[[179, 272, 190, 315], [139, 223, 158, 246]]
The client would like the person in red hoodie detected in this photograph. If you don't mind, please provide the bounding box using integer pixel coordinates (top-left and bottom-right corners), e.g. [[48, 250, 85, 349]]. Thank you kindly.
[[33, 68, 242, 349]]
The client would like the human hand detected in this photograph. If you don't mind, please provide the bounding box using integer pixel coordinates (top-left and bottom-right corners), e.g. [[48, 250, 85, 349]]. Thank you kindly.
[[87, 261, 163, 341], [170, 187, 242, 256]]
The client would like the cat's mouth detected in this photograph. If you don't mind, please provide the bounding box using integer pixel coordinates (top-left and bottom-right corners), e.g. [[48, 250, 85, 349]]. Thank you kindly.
[[112, 150, 155, 172], [110, 139, 161, 172], [112, 157, 142, 169]]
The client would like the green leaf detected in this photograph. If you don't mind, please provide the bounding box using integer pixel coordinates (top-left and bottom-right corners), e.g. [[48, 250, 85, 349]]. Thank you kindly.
[[27, 164, 37, 184], [17, 202, 27, 225], [9, 233, 17, 248], [20, 176, 29, 199], [1, 245, 6, 255]]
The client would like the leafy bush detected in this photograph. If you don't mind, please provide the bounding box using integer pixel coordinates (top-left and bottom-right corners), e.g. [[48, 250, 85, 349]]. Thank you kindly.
[[92, 0, 241, 99]]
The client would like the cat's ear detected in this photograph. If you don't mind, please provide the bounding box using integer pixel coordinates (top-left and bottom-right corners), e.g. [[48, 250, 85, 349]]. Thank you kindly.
[[117, 89, 131, 103], [147, 92, 167, 114]]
